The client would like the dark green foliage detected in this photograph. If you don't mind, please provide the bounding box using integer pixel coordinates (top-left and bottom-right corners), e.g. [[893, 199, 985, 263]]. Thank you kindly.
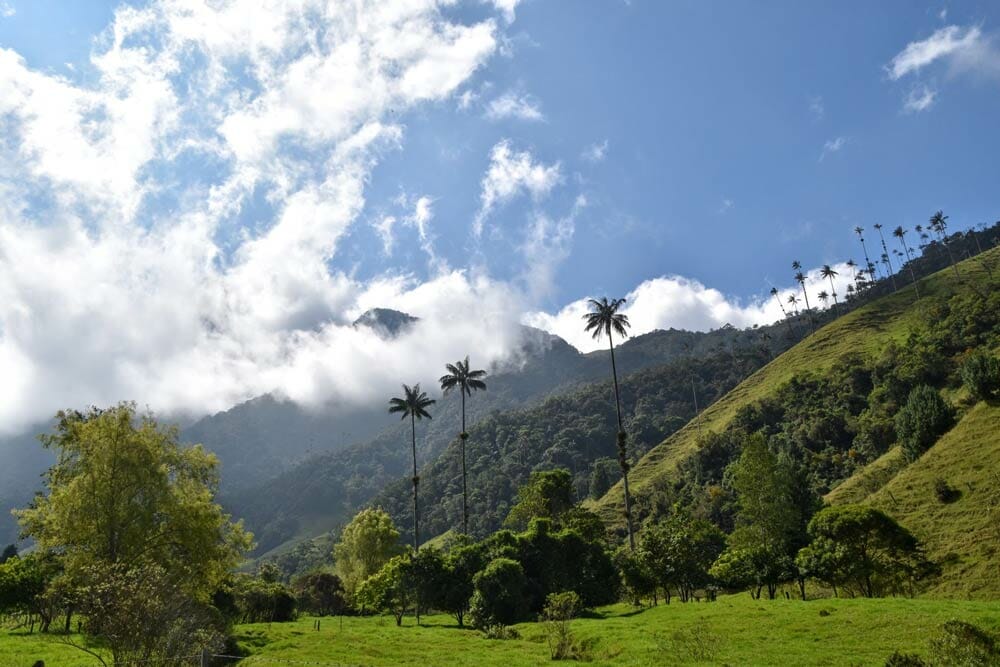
[[796, 505, 937, 598], [0, 544, 16, 564], [541, 591, 585, 660], [588, 457, 619, 500], [436, 542, 487, 627], [638, 513, 725, 603], [960, 351, 1000, 401], [895, 386, 954, 462], [504, 469, 575, 530], [928, 620, 1000, 666], [614, 545, 656, 605], [292, 572, 346, 616], [469, 558, 529, 628], [933, 478, 960, 504], [228, 572, 297, 623], [884, 651, 927, 666]]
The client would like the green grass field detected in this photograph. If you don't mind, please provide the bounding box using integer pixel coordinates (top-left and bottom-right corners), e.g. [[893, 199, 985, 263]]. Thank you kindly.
[[4, 595, 1000, 666]]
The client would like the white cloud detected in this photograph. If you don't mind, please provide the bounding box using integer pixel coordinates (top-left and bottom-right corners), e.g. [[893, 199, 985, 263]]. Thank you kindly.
[[581, 140, 608, 163], [0, 2, 14, 18], [484, 90, 544, 121], [489, 0, 523, 24], [473, 140, 562, 237], [718, 198, 734, 214], [939, 8, 948, 22], [524, 262, 856, 353], [0, 0, 523, 436], [518, 195, 586, 300], [887, 25, 982, 79], [819, 136, 847, 161], [904, 84, 938, 112]]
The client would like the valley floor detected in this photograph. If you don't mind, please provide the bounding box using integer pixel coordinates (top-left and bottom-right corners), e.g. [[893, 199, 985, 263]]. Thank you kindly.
[[4, 595, 1000, 666]]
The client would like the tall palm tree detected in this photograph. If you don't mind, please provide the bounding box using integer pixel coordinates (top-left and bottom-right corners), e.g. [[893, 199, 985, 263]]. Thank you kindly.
[[786, 293, 800, 316], [770, 287, 794, 335], [880, 252, 897, 291], [439, 357, 487, 536], [892, 226, 920, 297], [929, 210, 959, 277], [845, 283, 855, 301], [388, 384, 436, 553], [854, 226, 880, 280], [820, 264, 839, 305], [582, 297, 635, 550], [792, 265, 813, 328], [873, 224, 896, 288]]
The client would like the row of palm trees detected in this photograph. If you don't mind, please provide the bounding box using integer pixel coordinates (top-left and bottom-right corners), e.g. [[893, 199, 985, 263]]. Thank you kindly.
[[387, 297, 638, 554], [772, 210, 965, 324]]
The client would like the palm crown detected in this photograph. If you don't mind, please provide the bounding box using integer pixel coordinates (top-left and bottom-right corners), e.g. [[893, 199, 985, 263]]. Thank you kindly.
[[388, 384, 435, 421], [582, 297, 631, 341], [439, 357, 487, 397]]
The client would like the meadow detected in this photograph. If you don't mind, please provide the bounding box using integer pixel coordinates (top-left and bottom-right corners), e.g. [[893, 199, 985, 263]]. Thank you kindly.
[[5, 594, 1000, 666]]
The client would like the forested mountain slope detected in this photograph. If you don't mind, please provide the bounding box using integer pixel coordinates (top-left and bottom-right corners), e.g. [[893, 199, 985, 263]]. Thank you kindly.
[[591, 246, 1000, 596]]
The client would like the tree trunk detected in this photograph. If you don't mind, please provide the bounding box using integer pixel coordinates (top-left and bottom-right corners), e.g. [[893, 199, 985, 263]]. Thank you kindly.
[[461, 391, 468, 536], [411, 413, 420, 626], [608, 335, 635, 551]]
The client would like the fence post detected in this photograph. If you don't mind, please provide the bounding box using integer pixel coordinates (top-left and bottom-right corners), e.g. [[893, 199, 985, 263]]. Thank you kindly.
[[201, 648, 209, 667]]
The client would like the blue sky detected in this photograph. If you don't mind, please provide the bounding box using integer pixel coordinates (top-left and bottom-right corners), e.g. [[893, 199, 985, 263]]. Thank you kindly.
[[0, 0, 998, 432]]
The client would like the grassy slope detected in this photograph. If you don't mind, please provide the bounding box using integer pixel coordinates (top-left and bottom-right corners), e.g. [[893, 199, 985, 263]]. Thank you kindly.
[[9, 596, 999, 666], [591, 249, 999, 596]]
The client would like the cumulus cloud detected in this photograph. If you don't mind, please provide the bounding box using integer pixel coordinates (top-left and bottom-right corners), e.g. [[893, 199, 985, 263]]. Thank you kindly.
[[489, 0, 523, 24], [0, 2, 14, 18], [0, 0, 520, 435], [484, 90, 544, 121], [524, 263, 856, 353], [473, 140, 562, 237]]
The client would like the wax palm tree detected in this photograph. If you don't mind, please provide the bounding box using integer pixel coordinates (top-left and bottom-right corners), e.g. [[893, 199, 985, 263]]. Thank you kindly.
[[845, 283, 855, 301], [893, 226, 920, 297], [966, 228, 994, 278], [929, 210, 959, 277], [820, 264, 839, 305], [439, 357, 487, 536], [770, 287, 794, 335], [583, 297, 636, 550], [874, 224, 896, 289], [793, 266, 813, 328], [854, 226, 880, 280], [817, 290, 829, 307], [388, 384, 436, 553], [787, 293, 800, 316]]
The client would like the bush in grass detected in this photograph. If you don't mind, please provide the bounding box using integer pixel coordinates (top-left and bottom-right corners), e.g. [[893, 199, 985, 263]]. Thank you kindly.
[[933, 477, 960, 504], [469, 558, 529, 631], [928, 619, 999, 666], [960, 351, 1000, 402], [541, 591, 582, 660], [895, 385, 954, 462], [883, 650, 927, 666]]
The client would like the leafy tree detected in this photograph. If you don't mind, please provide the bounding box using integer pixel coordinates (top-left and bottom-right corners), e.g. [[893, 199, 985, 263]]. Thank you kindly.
[[388, 384, 436, 551], [14, 404, 250, 663], [333, 508, 403, 596], [356, 555, 411, 626], [408, 547, 448, 619], [541, 591, 583, 660], [588, 457, 619, 500], [719, 433, 800, 599], [468, 557, 529, 629], [795, 505, 936, 598], [583, 296, 636, 549], [960, 351, 1000, 402], [440, 356, 488, 535], [504, 469, 575, 530], [229, 572, 297, 623], [895, 385, 954, 462], [638, 513, 725, 603], [613, 546, 656, 605], [437, 542, 487, 627], [292, 572, 346, 616], [0, 554, 52, 631]]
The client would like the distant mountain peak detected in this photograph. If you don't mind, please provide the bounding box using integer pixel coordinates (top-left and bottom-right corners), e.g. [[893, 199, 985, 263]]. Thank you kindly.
[[352, 308, 418, 339]]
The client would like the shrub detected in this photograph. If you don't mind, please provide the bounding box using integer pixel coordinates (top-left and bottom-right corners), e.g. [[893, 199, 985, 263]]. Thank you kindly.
[[960, 351, 1000, 402], [928, 619, 999, 666], [541, 591, 582, 660], [933, 478, 960, 504], [895, 386, 954, 462], [883, 650, 927, 666], [469, 558, 529, 629]]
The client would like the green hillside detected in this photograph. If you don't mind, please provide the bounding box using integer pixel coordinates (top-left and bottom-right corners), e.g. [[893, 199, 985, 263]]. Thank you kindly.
[[592, 246, 1000, 596]]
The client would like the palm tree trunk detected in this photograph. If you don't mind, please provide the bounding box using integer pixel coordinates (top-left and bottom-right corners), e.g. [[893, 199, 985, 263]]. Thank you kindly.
[[461, 391, 468, 536], [411, 412, 420, 626], [827, 276, 838, 305], [898, 240, 920, 298], [608, 335, 635, 551]]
